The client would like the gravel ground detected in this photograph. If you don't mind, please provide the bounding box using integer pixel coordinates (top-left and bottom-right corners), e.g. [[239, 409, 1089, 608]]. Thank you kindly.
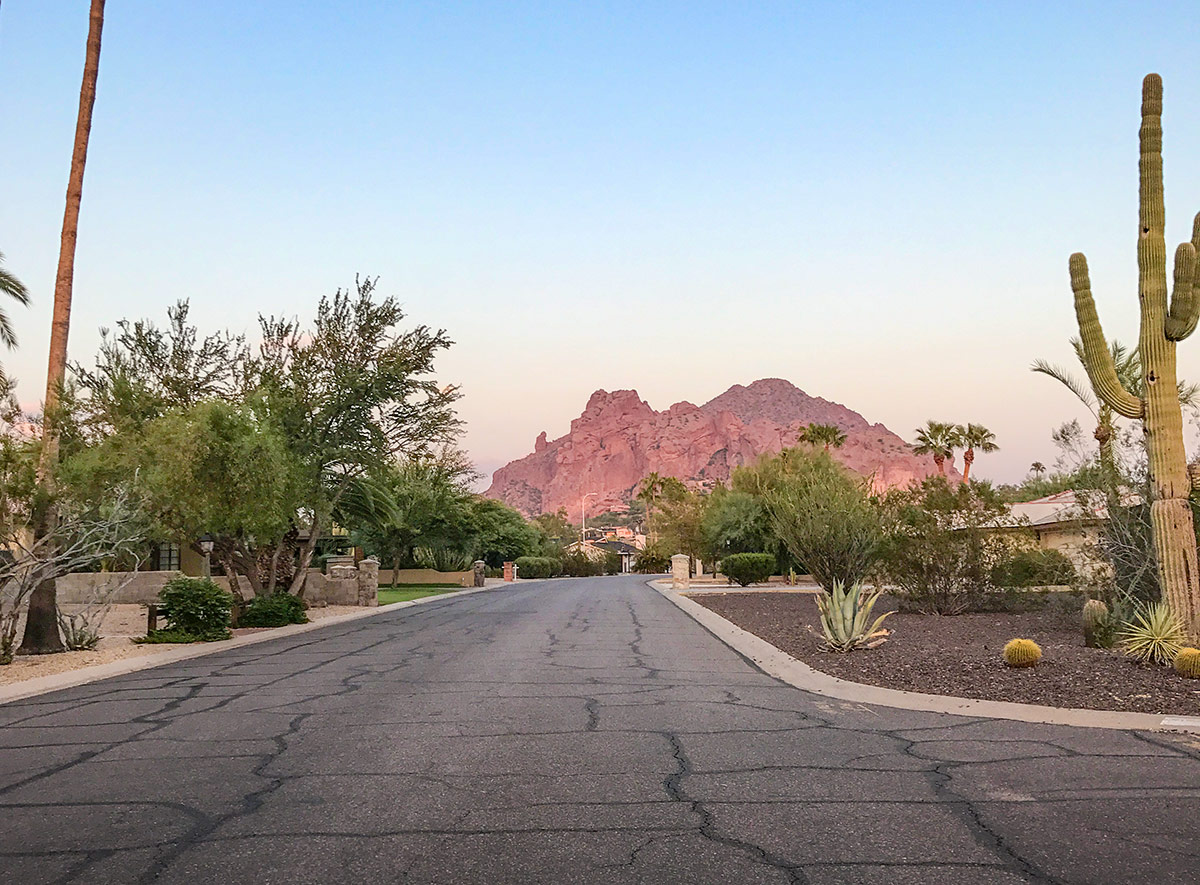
[[692, 591, 1200, 716], [0, 603, 364, 686]]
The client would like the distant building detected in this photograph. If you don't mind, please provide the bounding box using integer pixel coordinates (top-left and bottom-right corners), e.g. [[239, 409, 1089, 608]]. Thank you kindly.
[[1004, 490, 1134, 570], [563, 539, 641, 574]]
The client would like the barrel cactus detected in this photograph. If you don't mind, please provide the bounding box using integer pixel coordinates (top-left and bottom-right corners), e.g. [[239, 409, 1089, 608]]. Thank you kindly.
[[1068, 74, 1200, 639], [1003, 638, 1042, 668], [1173, 647, 1200, 678], [1082, 598, 1111, 648]]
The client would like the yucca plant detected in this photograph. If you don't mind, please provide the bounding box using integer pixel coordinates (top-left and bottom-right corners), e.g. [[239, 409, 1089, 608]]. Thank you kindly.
[[1118, 601, 1186, 665], [812, 580, 893, 652]]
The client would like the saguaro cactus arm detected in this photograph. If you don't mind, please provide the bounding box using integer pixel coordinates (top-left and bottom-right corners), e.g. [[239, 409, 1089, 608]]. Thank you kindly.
[[1165, 214, 1200, 341], [1070, 252, 1144, 418]]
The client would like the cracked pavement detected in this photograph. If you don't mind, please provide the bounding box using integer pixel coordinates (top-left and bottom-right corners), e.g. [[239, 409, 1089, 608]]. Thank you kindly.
[[2, 575, 1199, 884]]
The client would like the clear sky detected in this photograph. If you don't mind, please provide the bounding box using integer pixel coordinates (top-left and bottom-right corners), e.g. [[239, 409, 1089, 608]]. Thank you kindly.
[[3, 1, 1200, 486]]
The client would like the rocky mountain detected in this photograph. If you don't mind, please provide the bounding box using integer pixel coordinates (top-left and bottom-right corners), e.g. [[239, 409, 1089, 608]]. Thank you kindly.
[[484, 378, 948, 517]]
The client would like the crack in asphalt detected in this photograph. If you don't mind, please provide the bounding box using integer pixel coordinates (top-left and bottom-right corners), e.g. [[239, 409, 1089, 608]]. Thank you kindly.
[[1, 578, 1198, 884]]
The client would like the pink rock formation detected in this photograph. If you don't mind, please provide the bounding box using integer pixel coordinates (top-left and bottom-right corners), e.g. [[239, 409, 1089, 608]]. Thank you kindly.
[[485, 379, 950, 517]]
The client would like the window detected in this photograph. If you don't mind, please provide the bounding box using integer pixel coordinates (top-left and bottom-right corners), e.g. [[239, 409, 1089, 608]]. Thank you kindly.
[[156, 542, 181, 572]]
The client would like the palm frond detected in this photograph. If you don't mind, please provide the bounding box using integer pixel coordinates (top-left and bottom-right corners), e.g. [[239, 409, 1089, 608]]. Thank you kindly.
[[1031, 359, 1098, 417]]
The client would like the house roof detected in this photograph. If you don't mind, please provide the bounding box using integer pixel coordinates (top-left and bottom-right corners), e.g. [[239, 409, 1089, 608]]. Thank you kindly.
[[1006, 489, 1138, 528]]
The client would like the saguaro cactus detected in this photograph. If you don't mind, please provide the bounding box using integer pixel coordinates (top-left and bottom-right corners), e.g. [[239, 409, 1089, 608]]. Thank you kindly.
[[1071, 74, 1200, 637]]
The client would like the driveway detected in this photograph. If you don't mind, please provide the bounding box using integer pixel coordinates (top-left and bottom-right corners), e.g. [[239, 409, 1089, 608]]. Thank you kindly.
[[1, 575, 1198, 883]]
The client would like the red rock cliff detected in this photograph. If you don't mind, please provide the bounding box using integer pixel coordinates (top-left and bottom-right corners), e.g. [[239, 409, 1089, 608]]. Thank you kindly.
[[484, 378, 947, 517]]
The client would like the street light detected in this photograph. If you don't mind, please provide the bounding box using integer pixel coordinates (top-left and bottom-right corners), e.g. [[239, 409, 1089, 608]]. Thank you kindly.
[[199, 534, 214, 578], [581, 492, 597, 544]]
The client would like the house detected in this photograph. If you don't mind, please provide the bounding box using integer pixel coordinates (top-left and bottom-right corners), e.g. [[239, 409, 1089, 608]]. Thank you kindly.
[[563, 539, 642, 574], [1004, 490, 1133, 570]]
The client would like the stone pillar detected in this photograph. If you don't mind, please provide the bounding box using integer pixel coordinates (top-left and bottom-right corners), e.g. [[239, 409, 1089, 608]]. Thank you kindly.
[[473, 561, 486, 588], [356, 559, 379, 607], [671, 554, 690, 590], [503, 561, 515, 582]]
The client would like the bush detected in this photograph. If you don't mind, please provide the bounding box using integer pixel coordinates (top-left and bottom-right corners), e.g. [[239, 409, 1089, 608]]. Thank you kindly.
[[239, 592, 308, 627], [756, 449, 884, 590], [991, 549, 1076, 587], [878, 478, 1016, 614], [721, 552, 776, 587], [514, 556, 559, 579], [602, 551, 622, 575], [560, 550, 602, 577], [155, 576, 232, 641], [633, 543, 672, 574]]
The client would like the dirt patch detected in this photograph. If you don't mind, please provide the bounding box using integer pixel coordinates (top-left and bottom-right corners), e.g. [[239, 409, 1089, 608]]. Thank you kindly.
[[691, 591, 1200, 716], [1, 603, 370, 687]]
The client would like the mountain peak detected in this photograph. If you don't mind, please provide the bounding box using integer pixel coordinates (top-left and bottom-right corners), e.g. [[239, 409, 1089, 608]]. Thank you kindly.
[[486, 379, 943, 517]]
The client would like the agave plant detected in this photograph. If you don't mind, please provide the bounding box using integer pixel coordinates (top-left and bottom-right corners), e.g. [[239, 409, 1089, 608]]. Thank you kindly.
[[1118, 601, 1185, 665], [813, 580, 893, 652]]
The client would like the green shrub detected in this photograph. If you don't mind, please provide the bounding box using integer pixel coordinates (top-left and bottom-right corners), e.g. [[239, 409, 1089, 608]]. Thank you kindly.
[[513, 556, 559, 579], [720, 552, 776, 587], [633, 543, 672, 574], [560, 550, 602, 577], [602, 551, 622, 575], [878, 478, 1014, 614], [991, 549, 1077, 587], [155, 576, 232, 641], [239, 592, 308, 627]]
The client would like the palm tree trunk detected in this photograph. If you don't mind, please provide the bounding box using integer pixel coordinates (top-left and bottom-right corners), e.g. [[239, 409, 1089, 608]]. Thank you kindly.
[[933, 454, 945, 476], [19, 0, 105, 656], [962, 448, 975, 484]]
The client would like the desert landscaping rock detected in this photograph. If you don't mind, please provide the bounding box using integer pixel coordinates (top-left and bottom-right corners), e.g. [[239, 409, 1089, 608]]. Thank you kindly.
[[1, 576, 1199, 883], [692, 591, 1200, 716]]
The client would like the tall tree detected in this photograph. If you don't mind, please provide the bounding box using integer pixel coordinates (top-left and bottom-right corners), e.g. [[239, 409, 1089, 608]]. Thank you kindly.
[[912, 420, 958, 477], [799, 423, 847, 452], [1029, 461, 1046, 478], [0, 250, 30, 351], [253, 277, 460, 595], [957, 423, 998, 485], [21, 0, 105, 655]]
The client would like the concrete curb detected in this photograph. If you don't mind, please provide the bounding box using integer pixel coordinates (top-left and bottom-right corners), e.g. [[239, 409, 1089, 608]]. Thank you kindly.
[[0, 583, 502, 706], [651, 580, 1197, 733]]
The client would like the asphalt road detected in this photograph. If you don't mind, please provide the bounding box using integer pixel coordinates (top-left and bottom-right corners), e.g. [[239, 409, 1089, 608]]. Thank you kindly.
[[2, 576, 1199, 884]]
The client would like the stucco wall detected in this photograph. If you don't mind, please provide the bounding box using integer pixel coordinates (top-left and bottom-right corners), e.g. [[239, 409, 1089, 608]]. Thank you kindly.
[[378, 568, 473, 588]]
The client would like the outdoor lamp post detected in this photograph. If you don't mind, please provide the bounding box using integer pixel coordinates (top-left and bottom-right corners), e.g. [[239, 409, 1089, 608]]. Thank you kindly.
[[199, 534, 214, 578]]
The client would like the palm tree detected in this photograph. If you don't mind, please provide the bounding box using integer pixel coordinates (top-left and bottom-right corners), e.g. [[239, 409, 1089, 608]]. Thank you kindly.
[[636, 472, 665, 540], [912, 420, 958, 476], [1032, 337, 1198, 486], [1030, 461, 1046, 478], [0, 251, 30, 350], [799, 423, 847, 452], [20, 0, 105, 656], [957, 423, 998, 484]]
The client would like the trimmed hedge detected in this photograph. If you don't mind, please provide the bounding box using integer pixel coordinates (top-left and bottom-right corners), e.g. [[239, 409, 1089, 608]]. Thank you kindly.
[[721, 552, 776, 587], [514, 556, 559, 579]]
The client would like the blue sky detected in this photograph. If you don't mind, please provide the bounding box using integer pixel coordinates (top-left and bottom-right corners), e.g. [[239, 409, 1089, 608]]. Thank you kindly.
[[3, 2, 1200, 484]]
